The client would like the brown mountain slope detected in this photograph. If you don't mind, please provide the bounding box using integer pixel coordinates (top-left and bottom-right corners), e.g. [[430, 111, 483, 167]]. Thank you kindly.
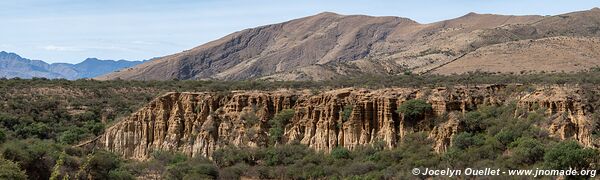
[[432, 37, 600, 74], [98, 8, 600, 81]]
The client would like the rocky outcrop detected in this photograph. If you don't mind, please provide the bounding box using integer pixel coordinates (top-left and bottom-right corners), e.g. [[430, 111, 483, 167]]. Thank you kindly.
[[90, 85, 599, 160], [516, 86, 594, 147], [428, 112, 462, 153], [91, 85, 502, 159]]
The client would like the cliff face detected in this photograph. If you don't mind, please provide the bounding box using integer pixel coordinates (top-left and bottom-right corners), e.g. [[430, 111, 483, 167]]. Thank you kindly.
[[516, 86, 594, 147], [91, 85, 599, 160]]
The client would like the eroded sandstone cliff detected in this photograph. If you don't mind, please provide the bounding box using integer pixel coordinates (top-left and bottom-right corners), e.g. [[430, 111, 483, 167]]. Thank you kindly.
[[87, 85, 599, 160], [516, 86, 594, 147]]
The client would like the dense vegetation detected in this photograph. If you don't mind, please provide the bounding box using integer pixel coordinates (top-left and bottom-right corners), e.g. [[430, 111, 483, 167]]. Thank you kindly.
[[1, 71, 600, 179]]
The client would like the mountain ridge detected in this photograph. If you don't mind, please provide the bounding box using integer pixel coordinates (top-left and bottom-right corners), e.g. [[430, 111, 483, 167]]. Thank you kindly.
[[0, 51, 145, 80], [89, 8, 600, 80]]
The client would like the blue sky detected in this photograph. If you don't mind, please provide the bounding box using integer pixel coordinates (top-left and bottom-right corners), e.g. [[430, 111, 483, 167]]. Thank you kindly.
[[1, 0, 599, 63]]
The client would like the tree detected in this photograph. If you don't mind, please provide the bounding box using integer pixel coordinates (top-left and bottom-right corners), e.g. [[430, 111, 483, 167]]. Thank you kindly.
[[1, 139, 61, 180], [544, 141, 599, 170], [397, 99, 432, 120], [0, 158, 27, 180], [269, 109, 295, 145], [495, 129, 520, 146], [87, 151, 121, 179], [508, 137, 545, 165], [59, 127, 88, 144]]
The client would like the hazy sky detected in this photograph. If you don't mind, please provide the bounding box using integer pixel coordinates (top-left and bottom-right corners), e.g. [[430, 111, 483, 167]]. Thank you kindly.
[[1, 0, 599, 63]]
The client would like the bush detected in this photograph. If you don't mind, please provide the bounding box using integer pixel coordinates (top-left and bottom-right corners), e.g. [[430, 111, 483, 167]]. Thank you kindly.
[[495, 129, 520, 146], [269, 109, 295, 144], [219, 163, 248, 179], [397, 99, 432, 120], [17, 122, 50, 139], [151, 151, 188, 165], [87, 151, 122, 179], [0, 158, 27, 180], [342, 161, 378, 176], [452, 132, 484, 150], [265, 144, 311, 166], [331, 147, 351, 160], [212, 146, 253, 167], [544, 141, 599, 169], [341, 105, 353, 122], [462, 111, 487, 132], [0, 139, 62, 180], [509, 137, 545, 165], [165, 158, 218, 180], [108, 169, 135, 180], [59, 127, 89, 144], [85, 121, 105, 136]]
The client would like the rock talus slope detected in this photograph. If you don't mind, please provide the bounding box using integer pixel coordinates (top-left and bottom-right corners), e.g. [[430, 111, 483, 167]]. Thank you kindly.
[[87, 85, 599, 160]]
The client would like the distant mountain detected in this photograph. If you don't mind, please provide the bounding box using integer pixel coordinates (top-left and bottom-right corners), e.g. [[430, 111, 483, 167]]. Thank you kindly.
[[98, 8, 600, 81], [0, 51, 144, 80]]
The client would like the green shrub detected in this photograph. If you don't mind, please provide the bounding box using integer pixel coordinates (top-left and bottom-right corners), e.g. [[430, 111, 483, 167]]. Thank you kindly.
[[108, 168, 135, 180], [544, 141, 599, 169], [151, 151, 188, 165], [17, 122, 50, 139], [463, 111, 487, 132], [265, 144, 311, 166], [331, 147, 351, 160], [0, 139, 62, 180], [165, 157, 218, 180], [341, 104, 353, 122], [269, 109, 295, 145], [342, 161, 377, 176], [0, 158, 27, 180], [453, 132, 484, 150], [495, 129, 520, 146], [509, 137, 545, 165], [212, 146, 253, 167], [87, 151, 121, 179], [85, 121, 105, 136], [59, 127, 89, 144], [219, 163, 248, 179], [397, 99, 432, 120]]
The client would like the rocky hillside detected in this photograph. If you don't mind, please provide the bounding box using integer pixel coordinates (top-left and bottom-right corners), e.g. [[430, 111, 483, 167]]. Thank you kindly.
[[0, 51, 143, 79], [98, 8, 600, 81], [84, 84, 599, 160]]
